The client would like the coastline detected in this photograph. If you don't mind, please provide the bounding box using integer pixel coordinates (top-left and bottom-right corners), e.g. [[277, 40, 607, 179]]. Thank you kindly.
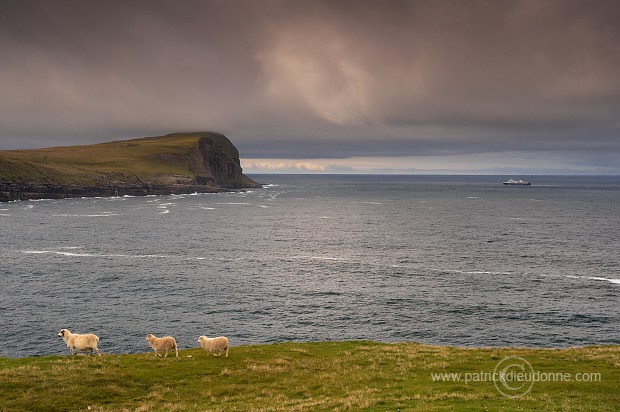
[[0, 132, 261, 202]]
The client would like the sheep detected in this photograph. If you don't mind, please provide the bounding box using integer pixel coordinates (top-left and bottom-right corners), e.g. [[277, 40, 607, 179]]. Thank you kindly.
[[146, 333, 179, 358], [198, 335, 229, 357], [57, 328, 102, 356]]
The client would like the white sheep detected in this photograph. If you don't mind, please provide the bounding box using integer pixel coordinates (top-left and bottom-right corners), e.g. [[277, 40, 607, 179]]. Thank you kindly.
[[146, 333, 179, 358], [198, 335, 229, 357], [57, 328, 102, 356]]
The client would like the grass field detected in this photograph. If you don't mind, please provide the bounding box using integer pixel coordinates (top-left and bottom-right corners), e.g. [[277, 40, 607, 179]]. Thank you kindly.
[[0, 134, 206, 184], [0, 341, 618, 411]]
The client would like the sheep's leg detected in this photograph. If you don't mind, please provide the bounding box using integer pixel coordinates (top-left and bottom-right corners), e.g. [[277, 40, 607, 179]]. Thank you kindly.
[[164, 350, 168, 358], [225, 347, 229, 358]]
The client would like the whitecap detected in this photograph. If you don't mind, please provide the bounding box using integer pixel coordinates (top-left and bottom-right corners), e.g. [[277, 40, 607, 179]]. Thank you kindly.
[[292, 255, 348, 262], [462, 270, 496, 275], [53, 213, 119, 217], [23, 250, 95, 257], [585, 276, 620, 285], [446, 269, 505, 275], [544, 273, 620, 286], [23, 250, 170, 259]]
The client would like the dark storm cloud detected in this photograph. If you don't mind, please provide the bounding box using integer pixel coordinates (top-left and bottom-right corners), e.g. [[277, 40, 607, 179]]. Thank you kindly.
[[1, 0, 619, 167]]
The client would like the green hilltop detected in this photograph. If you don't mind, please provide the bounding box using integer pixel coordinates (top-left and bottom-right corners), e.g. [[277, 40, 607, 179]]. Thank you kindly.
[[0, 132, 259, 201]]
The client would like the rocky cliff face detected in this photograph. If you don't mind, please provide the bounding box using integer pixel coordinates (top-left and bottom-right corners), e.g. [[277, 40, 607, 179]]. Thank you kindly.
[[0, 132, 260, 202]]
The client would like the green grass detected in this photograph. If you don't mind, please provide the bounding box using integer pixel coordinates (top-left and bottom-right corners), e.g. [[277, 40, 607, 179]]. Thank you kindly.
[[0, 341, 618, 411], [0, 133, 229, 185]]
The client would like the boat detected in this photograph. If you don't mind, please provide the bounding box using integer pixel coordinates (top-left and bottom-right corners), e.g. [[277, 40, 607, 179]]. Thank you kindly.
[[502, 179, 531, 185]]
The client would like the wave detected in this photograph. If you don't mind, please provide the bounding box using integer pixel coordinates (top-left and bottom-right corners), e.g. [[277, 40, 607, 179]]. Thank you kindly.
[[290, 255, 348, 262], [52, 213, 119, 217], [21, 249, 246, 262], [564, 274, 620, 285], [444, 269, 620, 286], [22, 250, 169, 259], [453, 269, 504, 275]]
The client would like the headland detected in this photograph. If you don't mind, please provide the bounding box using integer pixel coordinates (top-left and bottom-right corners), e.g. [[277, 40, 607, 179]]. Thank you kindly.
[[0, 132, 260, 201]]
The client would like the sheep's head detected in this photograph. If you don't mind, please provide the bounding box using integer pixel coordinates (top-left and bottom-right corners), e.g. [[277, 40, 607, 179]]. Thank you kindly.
[[146, 334, 154, 341], [57, 329, 68, 338]]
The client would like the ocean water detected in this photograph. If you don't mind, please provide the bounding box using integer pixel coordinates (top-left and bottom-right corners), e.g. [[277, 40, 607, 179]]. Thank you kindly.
[[1, 174, 619, 358]]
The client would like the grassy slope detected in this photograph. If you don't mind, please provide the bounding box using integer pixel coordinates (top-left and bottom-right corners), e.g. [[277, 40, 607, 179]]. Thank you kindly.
[[0, 135, 209, 185], [0, 341, 618, 411]]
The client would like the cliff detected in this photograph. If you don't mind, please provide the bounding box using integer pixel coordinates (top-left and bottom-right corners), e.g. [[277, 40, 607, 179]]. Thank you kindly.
[[0, 132, 260, 201]]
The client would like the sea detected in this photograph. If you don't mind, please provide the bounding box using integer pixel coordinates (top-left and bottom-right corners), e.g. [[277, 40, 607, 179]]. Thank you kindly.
[[1, 174, 619, 358]]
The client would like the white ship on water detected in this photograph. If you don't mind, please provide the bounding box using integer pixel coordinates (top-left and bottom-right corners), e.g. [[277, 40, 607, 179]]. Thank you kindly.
[[502, 179, 531, 185]]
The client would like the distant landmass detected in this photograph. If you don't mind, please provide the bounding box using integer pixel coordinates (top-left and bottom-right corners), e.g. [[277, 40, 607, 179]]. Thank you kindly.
[[0, 132, 260, 201]]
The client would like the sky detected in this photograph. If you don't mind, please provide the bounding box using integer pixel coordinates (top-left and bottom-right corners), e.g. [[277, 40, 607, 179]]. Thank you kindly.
[[1, 0, 619, 174]]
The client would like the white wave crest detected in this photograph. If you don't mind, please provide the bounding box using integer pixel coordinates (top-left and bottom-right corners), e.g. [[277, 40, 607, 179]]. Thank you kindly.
[[22, 250, 169, 259]]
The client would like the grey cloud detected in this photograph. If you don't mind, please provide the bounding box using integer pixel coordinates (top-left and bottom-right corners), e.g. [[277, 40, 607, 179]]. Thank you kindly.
[[0, 0, 619, 171]]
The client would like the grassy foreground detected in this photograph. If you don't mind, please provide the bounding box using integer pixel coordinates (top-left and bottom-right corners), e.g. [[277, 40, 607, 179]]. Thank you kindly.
[[0, 341, 618, 411]]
